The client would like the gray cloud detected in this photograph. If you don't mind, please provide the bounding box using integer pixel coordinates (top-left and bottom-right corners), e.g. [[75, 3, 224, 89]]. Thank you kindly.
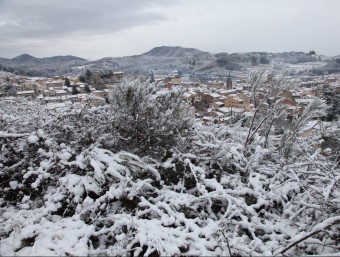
[[0, 0, 339, 59], [0, 0, 177, 57]]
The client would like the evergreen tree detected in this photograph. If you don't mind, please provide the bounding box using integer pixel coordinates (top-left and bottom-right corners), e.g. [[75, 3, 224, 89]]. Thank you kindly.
[[64, 77, 71, 87], [150, 71, 155, 83], [72, 85, 79, 95], [85, 69, 92, 83], [84, 83, 91, 93], [79, 75, 85, 83], [322, 86, 340, 121], [336, 58, 340, 66]]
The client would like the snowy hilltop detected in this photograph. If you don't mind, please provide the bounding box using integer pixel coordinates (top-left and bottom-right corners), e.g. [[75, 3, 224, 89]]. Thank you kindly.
[[0, 73, 339, 256]]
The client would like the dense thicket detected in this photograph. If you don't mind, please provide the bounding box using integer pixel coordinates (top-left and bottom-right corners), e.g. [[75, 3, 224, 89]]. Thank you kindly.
[[0, 79, 339, 256]]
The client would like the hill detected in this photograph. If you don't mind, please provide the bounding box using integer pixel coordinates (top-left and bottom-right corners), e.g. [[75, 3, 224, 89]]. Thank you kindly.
[[142, 46, 205, 57], [1, 46, 339, 78], [0, 54, 88, 77], [11, 54, 38, 62], [88, 47, 336, 80]]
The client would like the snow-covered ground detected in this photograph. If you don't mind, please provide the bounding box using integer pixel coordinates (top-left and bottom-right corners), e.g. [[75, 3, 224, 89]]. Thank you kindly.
[[0, 80, 339, 256]]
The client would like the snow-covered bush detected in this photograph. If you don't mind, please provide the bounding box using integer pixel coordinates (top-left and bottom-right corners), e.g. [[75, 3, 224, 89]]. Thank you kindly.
[[109, 80, 193, 156], [0, 78, 339, 256]]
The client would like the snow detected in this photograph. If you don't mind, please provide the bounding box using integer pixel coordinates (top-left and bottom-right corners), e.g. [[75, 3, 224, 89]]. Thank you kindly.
[[0, 131, 30, 138], [27, 134, 39, 144], [9, 181, 18, 189], [0, 215, 95, 256], [1, 81, 339, 256]]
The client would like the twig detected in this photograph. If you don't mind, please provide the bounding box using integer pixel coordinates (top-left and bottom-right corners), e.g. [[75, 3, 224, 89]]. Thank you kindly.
[[221, 230, 232, 257], [274, 216, 340, 255]]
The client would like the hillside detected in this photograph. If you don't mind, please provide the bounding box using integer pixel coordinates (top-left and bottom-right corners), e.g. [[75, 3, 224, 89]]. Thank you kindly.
[[88, 47, 336, 80], [0, 54, 88, 77], [0, 46, 339, 78]]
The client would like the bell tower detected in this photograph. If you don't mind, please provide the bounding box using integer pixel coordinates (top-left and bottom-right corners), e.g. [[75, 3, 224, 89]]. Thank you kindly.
[[226, 71, 232, 90]]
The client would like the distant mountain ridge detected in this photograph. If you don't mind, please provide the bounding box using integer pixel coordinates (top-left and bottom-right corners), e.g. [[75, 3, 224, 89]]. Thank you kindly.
[[89, 46, 338, 79], [9, 54, 86, 63], [1, 46, 339, 77], [0, 54, 88, 76]]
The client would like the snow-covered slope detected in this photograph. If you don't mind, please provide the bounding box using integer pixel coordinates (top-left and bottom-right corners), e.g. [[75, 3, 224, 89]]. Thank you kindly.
[[0, 80, 339, 256], [0, 47, 338, 78]]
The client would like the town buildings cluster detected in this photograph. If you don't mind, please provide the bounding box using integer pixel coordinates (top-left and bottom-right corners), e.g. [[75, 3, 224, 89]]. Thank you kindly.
[[163, 71, 340, 124], [1, 69, 339, 124], [0, 71, 124, 110]]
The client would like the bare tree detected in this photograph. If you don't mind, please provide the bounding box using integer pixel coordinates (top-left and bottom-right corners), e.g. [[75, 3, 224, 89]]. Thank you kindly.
[[244, 69, 292, 147]]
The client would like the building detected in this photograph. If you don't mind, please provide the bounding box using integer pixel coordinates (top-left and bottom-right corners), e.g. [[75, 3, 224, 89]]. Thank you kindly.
[[112, 72, 124, 83], [45, 80, 64, 89], [226, 72, 232, 90], [217, 107, 244, 117], [17, 90, 35, 97], [207, 80, 225, 89], [332, 83, 340, 94], [202, 93, 221, 103]]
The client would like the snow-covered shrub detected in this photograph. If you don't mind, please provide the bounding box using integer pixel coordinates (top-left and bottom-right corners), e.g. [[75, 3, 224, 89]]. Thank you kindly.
[[109, 80, 193, 156], [0, 77, 339, 256]]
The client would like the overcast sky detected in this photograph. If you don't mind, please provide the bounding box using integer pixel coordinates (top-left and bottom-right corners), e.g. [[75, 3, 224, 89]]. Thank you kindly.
[[0, 0, 339, 60]]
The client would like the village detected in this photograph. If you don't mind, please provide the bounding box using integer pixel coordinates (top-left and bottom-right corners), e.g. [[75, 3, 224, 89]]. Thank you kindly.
[[0, 69, 340, 125]]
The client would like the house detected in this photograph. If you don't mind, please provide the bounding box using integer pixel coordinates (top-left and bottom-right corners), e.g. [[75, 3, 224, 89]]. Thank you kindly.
[[202, 116, 214, 124], [224, 95, 244, 108], [207, 80, 225, 89], [14, 84, 24, 92], [55, 90, 68, 97], [210, 101, 224, 109], [34, 78, 48, 86], [42, 96, 63, 104], [236, 93, 252, 111], [22, 81, 37, 91], [170, 75, 181, 85], [291, 90, 301, 99], [92, 90, 106, 98], [46, 101, 72, 112], [76, 94, 105, 106], [279, 90, 294, 100], [279, 97, 296, 107], [112, 72, 124, 83], [332, 83, 340, 94], [183, 92, 196, 103], [278, 90, 297, 107], [217, 89, 240, 97], [217, 107, 244, 117], [295, 98, 314, 113], [45, 80, 64, 89], [17, 90, 35, 97], [164, 75, 181, 86], [324, 78, 336, 84], [301, 88, 315, 97], [202, 93, 221, 103]]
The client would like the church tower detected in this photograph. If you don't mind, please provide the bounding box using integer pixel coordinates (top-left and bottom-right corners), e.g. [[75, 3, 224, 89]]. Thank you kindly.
[[226, 71, 232, 90]]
